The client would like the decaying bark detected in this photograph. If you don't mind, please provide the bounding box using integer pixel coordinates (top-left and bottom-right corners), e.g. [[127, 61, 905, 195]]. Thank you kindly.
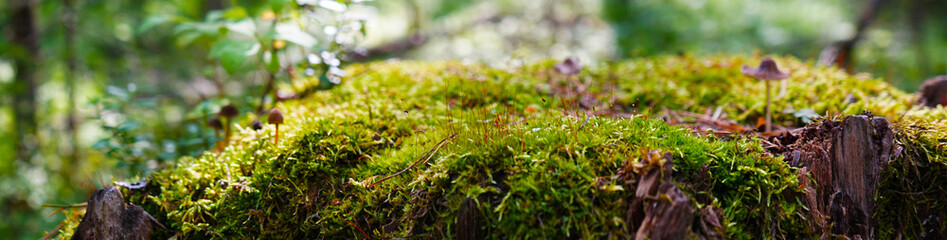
[[622, 151, 723, 240], [770, 115, 899, 239], [917, 75, 947, 108], [455, 197, 484, 240], [72, 187, 165, 240]]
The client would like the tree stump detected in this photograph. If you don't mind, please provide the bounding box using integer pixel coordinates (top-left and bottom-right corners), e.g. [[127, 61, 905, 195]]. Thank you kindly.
[[917, 75, 947, 108], [72, 186, 165, 240], [771, 115, 898, 239]]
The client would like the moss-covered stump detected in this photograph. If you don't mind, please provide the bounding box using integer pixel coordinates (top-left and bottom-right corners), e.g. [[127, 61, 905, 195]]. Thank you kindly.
[[59, 56, 947, 239]]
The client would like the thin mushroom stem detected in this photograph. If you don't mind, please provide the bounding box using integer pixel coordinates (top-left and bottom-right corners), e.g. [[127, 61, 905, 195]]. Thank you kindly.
[[224, 119, 231, 145], [765, 80, 772, 132], [214, 129, 222, 152], [274, 124, 279, 145]]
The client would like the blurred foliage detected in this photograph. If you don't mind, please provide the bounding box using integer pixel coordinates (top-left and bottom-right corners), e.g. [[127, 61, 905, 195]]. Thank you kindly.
[[601, 0, 947, 90], [603, 0, 852, 57]]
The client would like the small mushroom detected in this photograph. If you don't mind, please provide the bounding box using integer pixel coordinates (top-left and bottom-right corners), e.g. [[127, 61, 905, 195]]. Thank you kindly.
[[268, 108, 284, 145], [208, 116, 223, 151], [554, 57, 583, 75], [219, 104, 240, 144], [741, 57, 789, 132], [250, 120, 263, 131]]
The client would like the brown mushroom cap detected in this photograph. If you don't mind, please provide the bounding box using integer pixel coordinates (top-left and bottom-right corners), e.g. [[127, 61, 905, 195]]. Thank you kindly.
[[554, 57, 583, 75], [250, 120, 264, 130], [208, 116, 223, 130], [220, 104, 239, 118], [268, 108, 284, 125], [741, 57, 789, 81]]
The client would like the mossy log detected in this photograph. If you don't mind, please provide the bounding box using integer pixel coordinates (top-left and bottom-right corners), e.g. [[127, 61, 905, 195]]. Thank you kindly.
[[56, 56, 947, 239]]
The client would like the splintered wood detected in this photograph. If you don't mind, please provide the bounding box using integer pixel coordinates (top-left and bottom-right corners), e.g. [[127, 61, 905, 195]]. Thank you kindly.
[[620, 151, 724, 239], [71, 187, 166, 240], [768, 115, 899, 239]]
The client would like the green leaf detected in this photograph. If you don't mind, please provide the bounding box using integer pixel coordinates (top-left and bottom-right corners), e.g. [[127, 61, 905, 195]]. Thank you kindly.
[[222, 7, 248, 20], [138, 15, 173, 33], [225, 19, 256, 37], [264, 50, 281, 73], [118, 121, 141, 132], [174, 32, 203, 48], [209, 40, 262, 74], [793, 108, 821, 124], [270, 0, 291, 12], [92, 139, 110, 150], [106, 85, 129, 100], [275, 23, 318, 48], [186, 99, 226, 119], [173, 22, 222, 47]]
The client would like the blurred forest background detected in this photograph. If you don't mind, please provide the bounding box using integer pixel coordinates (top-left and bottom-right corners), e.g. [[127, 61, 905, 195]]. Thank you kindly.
[[1, 0, 946, 238]]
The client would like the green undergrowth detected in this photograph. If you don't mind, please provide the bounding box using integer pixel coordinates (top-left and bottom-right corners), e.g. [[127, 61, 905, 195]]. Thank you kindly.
[[57, 56, 947, 239]]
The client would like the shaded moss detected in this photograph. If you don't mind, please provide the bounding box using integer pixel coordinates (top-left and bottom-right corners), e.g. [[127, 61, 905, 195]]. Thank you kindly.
[[877, 115, 947, 239]]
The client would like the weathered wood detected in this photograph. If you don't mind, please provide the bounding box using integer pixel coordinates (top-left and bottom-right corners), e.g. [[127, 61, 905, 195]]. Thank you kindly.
[[72, 187, 165, 240], [455, 197, 483, 240], [917, 75, 947, 108], [625, 152, 715, 240], [771, 115, 898, 239]]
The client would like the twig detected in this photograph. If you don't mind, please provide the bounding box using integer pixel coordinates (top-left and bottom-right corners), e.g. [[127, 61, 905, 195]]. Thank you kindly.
[[368, 133, 456, 188], [41, 203, 88, 208], [577, 114, 591, 131], [345, 220, 370, 240], [41, 222, 66, 240], [358, 154, 376, 162]]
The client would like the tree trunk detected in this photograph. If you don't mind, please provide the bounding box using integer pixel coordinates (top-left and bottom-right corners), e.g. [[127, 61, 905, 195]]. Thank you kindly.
[[817, 0, 884, 72], [9, 0, 40, 162], [62, 0, 81, 179]]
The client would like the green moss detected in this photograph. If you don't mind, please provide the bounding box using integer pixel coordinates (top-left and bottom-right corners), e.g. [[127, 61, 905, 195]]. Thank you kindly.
[[59, 56, 947, 239], [877, 115, 947, 238], [594, 55, 913, 124]]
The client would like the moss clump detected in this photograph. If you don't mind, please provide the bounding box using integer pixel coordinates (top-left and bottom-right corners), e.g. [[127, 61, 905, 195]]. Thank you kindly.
[[877, 114, 947, 238], [59, 56, 947, 239]]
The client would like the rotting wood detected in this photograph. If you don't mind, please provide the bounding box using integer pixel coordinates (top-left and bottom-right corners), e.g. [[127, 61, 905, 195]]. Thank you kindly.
[[770, 114, 899, 239], [622, 151, 723, 240], [72, 186, 167, 240], [455, 197, 484, 240]]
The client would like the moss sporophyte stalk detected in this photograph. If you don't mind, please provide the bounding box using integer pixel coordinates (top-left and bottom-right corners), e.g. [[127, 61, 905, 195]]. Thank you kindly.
[[58, 56, 947, 239]]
